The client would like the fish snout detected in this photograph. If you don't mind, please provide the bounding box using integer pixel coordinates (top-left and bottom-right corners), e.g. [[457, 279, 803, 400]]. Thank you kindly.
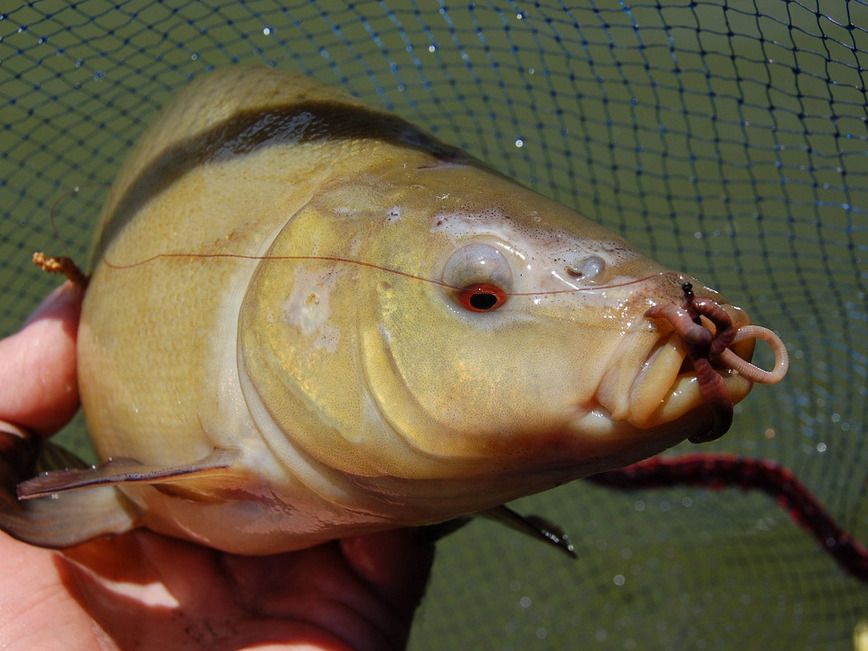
[[591, 274, 789, 446], [642, 294, 751, 442], [634, 284, 788, 443]]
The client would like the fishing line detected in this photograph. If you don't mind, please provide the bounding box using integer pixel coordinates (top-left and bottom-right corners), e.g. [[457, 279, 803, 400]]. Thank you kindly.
[[47, 183, 111, 261], [100, 251, 788, 382], [100, 250, 674, 297]]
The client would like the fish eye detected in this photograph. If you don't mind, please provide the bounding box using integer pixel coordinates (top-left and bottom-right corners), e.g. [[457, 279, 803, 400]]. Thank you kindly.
[[565, 255, 605, 281], [442, 243, 513, 312]]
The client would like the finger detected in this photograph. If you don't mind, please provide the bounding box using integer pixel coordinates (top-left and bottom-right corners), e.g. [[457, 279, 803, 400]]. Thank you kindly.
[[0, 282, 82, 436]]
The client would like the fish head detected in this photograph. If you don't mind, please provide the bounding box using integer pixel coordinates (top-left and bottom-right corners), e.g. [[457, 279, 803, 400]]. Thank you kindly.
[[239, 156, 756, 509], [362, 164, 757, 470]]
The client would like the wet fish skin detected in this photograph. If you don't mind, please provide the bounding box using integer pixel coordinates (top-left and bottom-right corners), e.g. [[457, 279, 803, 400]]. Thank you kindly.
[[3, 67, 756, 553]]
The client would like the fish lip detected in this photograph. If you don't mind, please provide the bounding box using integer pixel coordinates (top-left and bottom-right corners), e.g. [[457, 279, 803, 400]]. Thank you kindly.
[[601, 301, 755, 442]]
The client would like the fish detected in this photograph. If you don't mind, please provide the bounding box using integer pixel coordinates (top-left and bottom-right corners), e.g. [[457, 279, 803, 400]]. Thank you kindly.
[[0, 67, 787, 555]]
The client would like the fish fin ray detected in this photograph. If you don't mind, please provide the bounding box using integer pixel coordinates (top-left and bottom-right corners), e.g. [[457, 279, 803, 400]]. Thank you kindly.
[[0, 484, 139, 549], [0, 432, 139, 548], [18, 448, 241, 500], [480, 505, 577, 559]]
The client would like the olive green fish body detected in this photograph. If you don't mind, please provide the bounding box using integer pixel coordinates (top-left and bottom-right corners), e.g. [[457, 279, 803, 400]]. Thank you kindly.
[[3, 68, 762, 553]]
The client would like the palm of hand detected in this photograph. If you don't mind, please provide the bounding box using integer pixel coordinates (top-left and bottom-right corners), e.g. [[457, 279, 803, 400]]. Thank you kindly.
[[0, 526, 431, 650]]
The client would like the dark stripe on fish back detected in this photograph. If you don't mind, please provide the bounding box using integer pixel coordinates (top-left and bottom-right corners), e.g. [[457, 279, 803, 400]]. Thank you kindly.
[[94, 100, 472, 259]]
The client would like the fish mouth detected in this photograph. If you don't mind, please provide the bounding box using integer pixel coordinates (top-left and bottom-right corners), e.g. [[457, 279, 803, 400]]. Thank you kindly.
[[592, 299, 756, 445]]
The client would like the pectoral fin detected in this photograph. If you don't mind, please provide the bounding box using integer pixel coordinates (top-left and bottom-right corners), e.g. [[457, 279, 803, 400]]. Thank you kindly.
[[0, 433, 139, 548], [18, 448, 240, 499], [1, 433, 241, 549], [480, 505, 577, 559], [1, 482, 139, 549], [416, 505, 576, 559]]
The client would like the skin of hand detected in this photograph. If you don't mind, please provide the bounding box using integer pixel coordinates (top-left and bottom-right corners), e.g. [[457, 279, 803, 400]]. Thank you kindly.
[[0, 282, 435, 650]]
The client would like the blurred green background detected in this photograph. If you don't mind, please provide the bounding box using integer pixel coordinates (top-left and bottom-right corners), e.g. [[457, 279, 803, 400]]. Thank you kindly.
[[1, 1, 866, 648]]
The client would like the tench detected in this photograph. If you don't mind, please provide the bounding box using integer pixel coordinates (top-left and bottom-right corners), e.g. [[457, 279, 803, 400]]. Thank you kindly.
[[0, 67, 787, 554]]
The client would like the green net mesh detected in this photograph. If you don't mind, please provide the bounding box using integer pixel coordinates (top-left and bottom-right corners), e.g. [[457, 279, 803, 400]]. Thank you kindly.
[[1, 1, 866, 648]]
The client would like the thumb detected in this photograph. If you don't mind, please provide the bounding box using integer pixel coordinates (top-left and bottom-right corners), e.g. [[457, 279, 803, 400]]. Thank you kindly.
[[0, 282, 82, 436]]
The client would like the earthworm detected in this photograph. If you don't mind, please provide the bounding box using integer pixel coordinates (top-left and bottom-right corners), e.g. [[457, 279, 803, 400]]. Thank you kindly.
[[644, 284, 788, 444], [588, 453, 868, 583], [721, 325, 789, 385]]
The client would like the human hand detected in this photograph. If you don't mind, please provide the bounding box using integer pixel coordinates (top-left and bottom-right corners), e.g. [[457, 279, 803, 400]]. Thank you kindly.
[[0, 282, 434, 650]]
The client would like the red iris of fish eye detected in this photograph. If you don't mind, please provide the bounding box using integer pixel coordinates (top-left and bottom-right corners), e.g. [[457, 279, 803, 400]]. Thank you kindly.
[[458, 284, 508, 311]]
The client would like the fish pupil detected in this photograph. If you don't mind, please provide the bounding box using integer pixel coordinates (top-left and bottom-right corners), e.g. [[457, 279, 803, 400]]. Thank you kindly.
[[458, 283, 507, 312], [469, 292, 499, 310]]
